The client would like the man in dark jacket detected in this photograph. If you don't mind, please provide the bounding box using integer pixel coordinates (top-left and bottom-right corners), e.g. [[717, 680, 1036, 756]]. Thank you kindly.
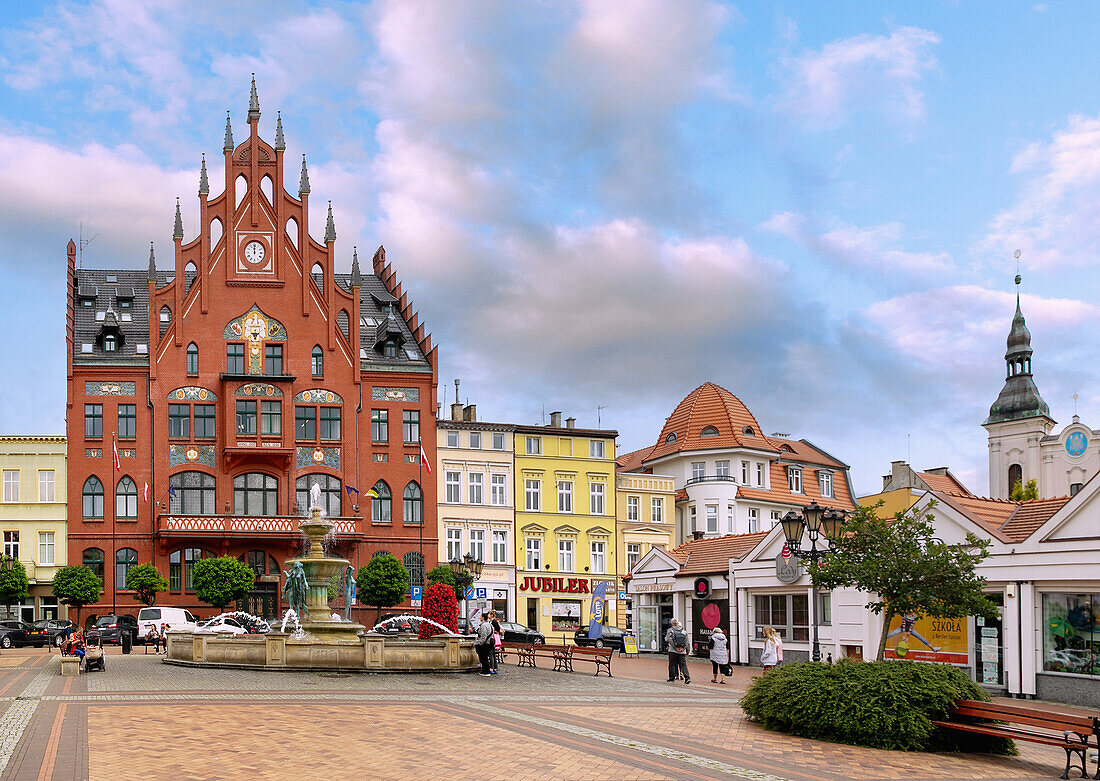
[[664, 618, 690, 684]]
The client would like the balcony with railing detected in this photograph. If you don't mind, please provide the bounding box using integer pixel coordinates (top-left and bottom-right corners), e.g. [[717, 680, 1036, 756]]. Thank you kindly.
[[683, 474, 739, 487], [156, 514, 363, 538]]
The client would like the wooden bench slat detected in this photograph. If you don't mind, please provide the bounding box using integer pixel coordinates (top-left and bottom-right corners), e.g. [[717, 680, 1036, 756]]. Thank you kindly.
[[950, 700, 1095, 732], [932, 721, 1097, 748]]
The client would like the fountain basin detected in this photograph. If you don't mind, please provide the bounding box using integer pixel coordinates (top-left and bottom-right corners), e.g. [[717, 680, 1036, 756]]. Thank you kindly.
[[164, 631, 480, 673]]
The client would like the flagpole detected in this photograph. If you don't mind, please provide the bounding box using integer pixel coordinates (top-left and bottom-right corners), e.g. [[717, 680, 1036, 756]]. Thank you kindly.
[[111, 433, 117, 615], [417, 435, 423, 614]]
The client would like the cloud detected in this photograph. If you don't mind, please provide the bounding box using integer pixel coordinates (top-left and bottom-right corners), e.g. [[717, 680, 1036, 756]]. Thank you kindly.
[[982, 113, 1100, 270], [760, 211, 953, 281], [777, 26, 940, 130]]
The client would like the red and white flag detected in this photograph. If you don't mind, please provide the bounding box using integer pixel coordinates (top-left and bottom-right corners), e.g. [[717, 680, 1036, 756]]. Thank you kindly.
[[112, 437, 121, 470], [143, 482, 150, 502], [419, 443, 432, 474]]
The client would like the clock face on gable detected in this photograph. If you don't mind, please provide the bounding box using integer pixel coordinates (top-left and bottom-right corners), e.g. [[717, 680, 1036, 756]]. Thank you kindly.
[[236, 234, 273, 274], [1066, 431, 1088, 457]]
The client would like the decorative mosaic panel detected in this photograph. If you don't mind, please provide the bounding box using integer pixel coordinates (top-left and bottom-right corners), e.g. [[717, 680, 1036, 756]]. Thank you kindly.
[[169, 444, 215, 467], [167, 386, 217, 402], [235, 383, 282, 398], [294, 389, 343, 405], [371, 387, 419, 402], [296, 446, 340, 469], [85, 449, 102, 458], [85, 381, 135, 396], [119, 448, 136, 458], [223, 305, 287, 341]]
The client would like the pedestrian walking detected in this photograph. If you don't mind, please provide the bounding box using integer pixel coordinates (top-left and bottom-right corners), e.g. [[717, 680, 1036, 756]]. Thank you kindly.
[[709, 626, 729, 684], [774, 628, 784, 666], [475, 612, 495, 676], [761, 626, 780, 671], [158, 623, 169, 654], [664, 618, 690, 684], [489, 610, 502, 673]]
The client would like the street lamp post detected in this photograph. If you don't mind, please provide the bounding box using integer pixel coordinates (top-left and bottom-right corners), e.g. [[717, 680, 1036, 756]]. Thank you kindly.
[[449, 553, 485, 628], [779, 502, 847, 662]]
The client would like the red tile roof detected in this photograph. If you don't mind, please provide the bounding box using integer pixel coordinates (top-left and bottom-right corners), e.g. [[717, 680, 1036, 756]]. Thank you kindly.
[[616, 446, 654, 473], [932, 491, 1069, 543], [919, 471, 972, 495], [669, 531, 770, 575], [646, 383, 778, 461]]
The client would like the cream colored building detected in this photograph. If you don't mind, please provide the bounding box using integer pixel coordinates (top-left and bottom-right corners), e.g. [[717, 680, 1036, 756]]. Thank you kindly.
[[615, 471, 675, 632], [0, 437, 68, 621], [437, 404, 517, 621]]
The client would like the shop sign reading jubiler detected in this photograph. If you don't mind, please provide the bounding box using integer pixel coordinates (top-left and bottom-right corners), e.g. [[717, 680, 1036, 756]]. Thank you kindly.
[[518, 576, 591, 594]]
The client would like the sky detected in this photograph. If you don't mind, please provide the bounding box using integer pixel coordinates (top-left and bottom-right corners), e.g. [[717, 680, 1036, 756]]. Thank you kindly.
[[2, 0, 1100, 497]]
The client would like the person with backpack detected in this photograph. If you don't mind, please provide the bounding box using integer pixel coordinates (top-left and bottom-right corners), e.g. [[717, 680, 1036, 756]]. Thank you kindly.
[[664, 618, 690, 684], [474, 612, 496, 676]]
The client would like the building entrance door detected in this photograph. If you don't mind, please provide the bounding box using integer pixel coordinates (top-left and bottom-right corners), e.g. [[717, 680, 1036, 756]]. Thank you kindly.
[[526, 598, 539, 630], [658, 605, 674, 652], [239, 583, 277, 618]]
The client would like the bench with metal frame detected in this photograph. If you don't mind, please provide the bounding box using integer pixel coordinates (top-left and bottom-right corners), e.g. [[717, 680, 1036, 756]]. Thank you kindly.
[[500, 641, 573, 671], [569, 645, 614, 677], [932, 699, 1099, 780]]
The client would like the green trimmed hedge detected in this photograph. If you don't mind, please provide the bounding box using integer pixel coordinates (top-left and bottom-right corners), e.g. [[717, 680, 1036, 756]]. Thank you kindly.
[[740, 660, 1016, 754]]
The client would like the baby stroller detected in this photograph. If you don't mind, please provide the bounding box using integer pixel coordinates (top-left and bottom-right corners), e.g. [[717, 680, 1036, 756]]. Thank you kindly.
[[83, 640, 106, 672]]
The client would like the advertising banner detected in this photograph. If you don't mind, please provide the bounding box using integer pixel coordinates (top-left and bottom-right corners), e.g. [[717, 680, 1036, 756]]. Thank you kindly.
[[587, 580, 609, 639], [691, 599, 729, 656], [551, 600, 582, 632], [883, 613, 968, 665]]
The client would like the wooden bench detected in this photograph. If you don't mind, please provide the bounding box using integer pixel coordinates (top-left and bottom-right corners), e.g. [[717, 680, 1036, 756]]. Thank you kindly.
[[569, 645, 613, 677], [932, 699, 1100, 780], [500, 642, 573, 671]]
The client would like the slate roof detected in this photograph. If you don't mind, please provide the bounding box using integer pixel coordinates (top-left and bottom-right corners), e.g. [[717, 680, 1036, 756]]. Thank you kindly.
[[668, 531, 770, 575]]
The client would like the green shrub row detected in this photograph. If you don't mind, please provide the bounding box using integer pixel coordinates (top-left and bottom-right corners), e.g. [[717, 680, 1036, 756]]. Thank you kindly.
[[740, 660, 1016, 754]]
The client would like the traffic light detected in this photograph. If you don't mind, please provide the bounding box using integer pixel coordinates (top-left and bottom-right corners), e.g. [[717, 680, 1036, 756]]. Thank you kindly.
[[693, 577, 711, 599]]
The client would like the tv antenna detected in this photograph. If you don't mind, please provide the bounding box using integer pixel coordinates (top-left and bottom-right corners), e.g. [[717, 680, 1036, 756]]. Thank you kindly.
[[78, 221, 99, 269], [597, 405, 608, 428]]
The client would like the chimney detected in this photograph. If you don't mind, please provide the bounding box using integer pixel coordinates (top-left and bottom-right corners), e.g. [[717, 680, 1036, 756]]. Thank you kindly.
[[549, 411, 562, 428], [692, 530, 705, 541], [463, 404, 477, 422], [565, 417, 576, 429], [451, 403, 463, 421]]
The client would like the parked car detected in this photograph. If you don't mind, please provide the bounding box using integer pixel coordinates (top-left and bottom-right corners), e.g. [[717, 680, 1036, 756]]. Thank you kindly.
[[32, 618, 76, 647], [0, 620, 50, 648], [498, 621, 545, 645], [137, 606, 199, 638], [87, 614, 139, 646], [196, 616, 247, 635], [573, 624, 626, 650]]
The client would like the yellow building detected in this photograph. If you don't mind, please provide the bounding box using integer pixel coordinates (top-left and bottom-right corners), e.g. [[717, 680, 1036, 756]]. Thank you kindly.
[[0, 437, 68, 621], [614, 470, 676, 632], [860, 461, 974, 518], [513, 413, 617, 640]]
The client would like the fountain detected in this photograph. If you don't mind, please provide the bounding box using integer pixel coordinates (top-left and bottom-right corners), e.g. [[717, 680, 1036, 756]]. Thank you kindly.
[[165, 496, 478, 673]]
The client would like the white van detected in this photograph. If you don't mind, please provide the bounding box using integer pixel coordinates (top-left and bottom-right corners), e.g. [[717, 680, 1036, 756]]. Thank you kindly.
[[137, 607, 199, 638]]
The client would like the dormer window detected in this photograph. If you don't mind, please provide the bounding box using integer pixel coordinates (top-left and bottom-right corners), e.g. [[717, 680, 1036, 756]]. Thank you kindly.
[[119, 299, 131, 310], [104, 335, 117, 352], [81, 299, 94, 308], [383, 340, 398, 359], [742, 426, 755, 437], [700, 426, 718, 438], [664, 432, 677, 444]]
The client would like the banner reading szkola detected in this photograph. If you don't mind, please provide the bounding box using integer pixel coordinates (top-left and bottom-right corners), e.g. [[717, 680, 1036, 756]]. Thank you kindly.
[[884, 612, 968, 665]]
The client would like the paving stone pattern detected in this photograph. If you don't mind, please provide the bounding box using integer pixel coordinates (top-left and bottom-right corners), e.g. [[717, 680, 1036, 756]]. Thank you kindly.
[[0, 649, 1078, 781]]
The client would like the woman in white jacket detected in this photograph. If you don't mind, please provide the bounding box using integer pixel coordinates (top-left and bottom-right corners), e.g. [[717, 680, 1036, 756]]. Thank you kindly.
[[760, 626, 780, 671], [709, 626, 729, 684]]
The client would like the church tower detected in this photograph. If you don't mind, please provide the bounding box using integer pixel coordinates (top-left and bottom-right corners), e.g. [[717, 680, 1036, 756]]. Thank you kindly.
[[983, 274, 1054, 498]]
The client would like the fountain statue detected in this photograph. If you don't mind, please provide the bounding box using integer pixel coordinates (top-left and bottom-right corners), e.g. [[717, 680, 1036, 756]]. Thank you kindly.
[[283, 561, 308, 620], [342, 565, 355, 622]]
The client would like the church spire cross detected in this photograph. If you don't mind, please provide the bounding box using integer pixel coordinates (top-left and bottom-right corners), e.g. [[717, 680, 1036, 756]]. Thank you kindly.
[[325, 201, 336, 244], [275, 111, 285, 151], [198, 154, 209, 196], [223, 111, 234, 152], [248, 73, 260, 122], [173, 198, 184, 240], [299, 155, 310, 196]]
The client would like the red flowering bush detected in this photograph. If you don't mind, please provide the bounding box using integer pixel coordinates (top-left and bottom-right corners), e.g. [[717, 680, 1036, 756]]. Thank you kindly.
[[419, 583, 458, 639]]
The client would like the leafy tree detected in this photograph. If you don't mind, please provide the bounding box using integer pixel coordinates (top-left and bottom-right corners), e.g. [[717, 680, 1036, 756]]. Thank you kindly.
[[125, 564, 169, 606], [814, 502, 999, 661], [419, 583, 458, 639], [51, 566, 102, 627], [426, 564, 465, 603], [192, 556, 256, 611], [0, 561, 29, 621], [356, 554, 410, 623], [1009, 478, 1038, 501]]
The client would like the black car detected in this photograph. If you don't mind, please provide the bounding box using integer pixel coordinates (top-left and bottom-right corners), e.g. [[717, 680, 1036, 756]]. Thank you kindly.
[[573, 624, 625, 650], [497, 621, 544, 645], [0, 620, 50, 649], [87, 614, 139, 645], [32, 619, 75, 647]]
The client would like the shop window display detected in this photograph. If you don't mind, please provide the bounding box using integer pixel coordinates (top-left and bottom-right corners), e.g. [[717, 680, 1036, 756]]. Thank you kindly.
[[1042, 593, 1099, 676]]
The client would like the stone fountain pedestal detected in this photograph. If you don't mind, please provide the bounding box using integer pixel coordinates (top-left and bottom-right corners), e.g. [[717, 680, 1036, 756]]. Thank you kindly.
[[292, 511, 365, 640]]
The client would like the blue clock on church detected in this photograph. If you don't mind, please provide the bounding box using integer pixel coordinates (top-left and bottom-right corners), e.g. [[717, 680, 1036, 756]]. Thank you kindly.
[[1066, 431, 1088, 457]]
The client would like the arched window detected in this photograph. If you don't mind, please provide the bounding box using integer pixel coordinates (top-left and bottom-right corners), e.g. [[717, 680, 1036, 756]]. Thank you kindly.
[[168, 550, 181, 590], [82, 476, 104, 519], [311, 345, 323, 378], [115, 547, 138, 591], [116, 476, 137, 519], [234, 473, 278, 516], [169, 547, 210, 591], [82, 547, 104, 582], [371, 481, 391, 524], [404, 552, 424, 590], [742, 426, 755, 437], [169, 471, 216, 515], [337, 310, 349, 341], [1008, 463, 1023, 494], [159, 306, 171, 337], [372, 550, 391, 559], [187, 343, 199, 374], [311, 263, 324, 294], [244, 549, 268, 576], [403, 481, 422, 525], [295, 474, 341, 517], [184, 262, 197, 295], [700, 426, 718, 438], [664, 432, 677, 444]]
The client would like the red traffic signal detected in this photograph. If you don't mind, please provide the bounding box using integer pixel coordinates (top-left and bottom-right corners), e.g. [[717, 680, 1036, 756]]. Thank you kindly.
[[693, 577, 711, 599]]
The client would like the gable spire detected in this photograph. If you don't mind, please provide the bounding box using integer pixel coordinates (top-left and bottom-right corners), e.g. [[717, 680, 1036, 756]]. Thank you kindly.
[[299, 155, 310, 196], [325, 201, 336, 244], [172, 198, 184, 240], [248, 73, 260, 122], [147, 242, 156, 282], [223, 111, 234, 152], [198, 154, 209, 196], [350, 246, 362, 287], [274, 111, 285, 151]]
